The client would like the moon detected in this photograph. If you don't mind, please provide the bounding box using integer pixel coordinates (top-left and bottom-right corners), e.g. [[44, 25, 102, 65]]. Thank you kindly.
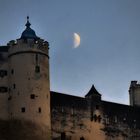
[[73, 33, 80, 48]]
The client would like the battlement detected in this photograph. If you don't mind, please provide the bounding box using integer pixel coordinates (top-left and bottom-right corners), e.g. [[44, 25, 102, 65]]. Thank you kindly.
[[7, 38, 49, 57], [130, 81, 140, 87]]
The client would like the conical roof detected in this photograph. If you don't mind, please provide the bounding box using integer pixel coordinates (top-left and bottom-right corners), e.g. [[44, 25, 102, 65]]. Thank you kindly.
[[85, 85, 101, 97], [21, 16, 39, 40]]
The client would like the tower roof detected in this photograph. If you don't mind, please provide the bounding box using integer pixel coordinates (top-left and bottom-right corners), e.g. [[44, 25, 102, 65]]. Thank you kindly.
[[85, 85, 101, 97], [20, 16, 39, 40]]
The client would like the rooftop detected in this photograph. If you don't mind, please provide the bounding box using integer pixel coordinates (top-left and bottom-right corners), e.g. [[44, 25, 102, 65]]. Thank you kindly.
[[20, 16, 39, 40]]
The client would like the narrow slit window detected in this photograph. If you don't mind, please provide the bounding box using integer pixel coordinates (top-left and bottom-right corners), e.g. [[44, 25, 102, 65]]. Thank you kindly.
[[38, 107, 41, 113], [35, 54, 38, 62], [4, 71, 7, 76], [9, 88, 11, 93], [13, 84, 16, 89], [98, 115, 102, 123], [11, 69, 14, 74]]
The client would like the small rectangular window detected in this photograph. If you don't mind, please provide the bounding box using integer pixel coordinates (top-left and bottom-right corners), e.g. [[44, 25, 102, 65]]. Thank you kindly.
[[30, 94, 35, 99], [11, 69, 14, 74], [35, 66, 40, 73], [0, 87, 8, 93], [4, 71, 7, 76], [38, 107, 41, 113], [96, 105, 99, 110], [13, 84, 16, 89], [35, 54, 38, 62], [0, 70, 7, 77], [21, 107, 25, 113], [80, 137, 85, 140]]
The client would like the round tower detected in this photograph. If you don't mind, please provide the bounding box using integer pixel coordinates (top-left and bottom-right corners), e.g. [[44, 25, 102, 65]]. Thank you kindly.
[[0, 47, 9, 120], [129, 81, 140, 106], [8, 17, 51, 133]]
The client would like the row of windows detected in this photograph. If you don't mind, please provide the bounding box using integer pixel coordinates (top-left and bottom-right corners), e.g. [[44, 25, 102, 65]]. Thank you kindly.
[[0, 65, 41, 78], [0, 69, 14, 78], [0, 54, 42, 77], [8, 94, 48, 101], [0, 84, 16, 93], [10, 66, 40, 74], [21, 107, 41, 113], [10, 66, 41, 74]]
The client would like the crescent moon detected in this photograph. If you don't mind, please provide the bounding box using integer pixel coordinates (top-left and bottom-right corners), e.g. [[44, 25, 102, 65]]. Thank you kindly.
[[73, 33, 80, 48]]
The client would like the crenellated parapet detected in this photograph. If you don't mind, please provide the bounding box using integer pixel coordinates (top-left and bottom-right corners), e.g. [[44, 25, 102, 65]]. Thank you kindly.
[[7, 38, 49, 57]]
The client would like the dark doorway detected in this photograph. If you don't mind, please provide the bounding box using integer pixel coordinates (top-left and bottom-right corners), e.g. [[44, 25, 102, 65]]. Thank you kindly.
[[80, 137, 85, 140], [61, 132, 66, 140]]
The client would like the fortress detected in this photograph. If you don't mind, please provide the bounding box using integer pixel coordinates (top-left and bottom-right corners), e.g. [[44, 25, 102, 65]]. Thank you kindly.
[[0, 17, 140, 140]]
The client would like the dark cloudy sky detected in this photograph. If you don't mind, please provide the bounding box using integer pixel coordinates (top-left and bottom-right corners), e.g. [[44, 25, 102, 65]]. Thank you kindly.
[[0, 0, 140, 104]]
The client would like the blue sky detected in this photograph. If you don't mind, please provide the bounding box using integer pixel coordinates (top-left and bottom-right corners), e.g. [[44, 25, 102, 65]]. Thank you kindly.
[[0, 0, 140, 104]]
